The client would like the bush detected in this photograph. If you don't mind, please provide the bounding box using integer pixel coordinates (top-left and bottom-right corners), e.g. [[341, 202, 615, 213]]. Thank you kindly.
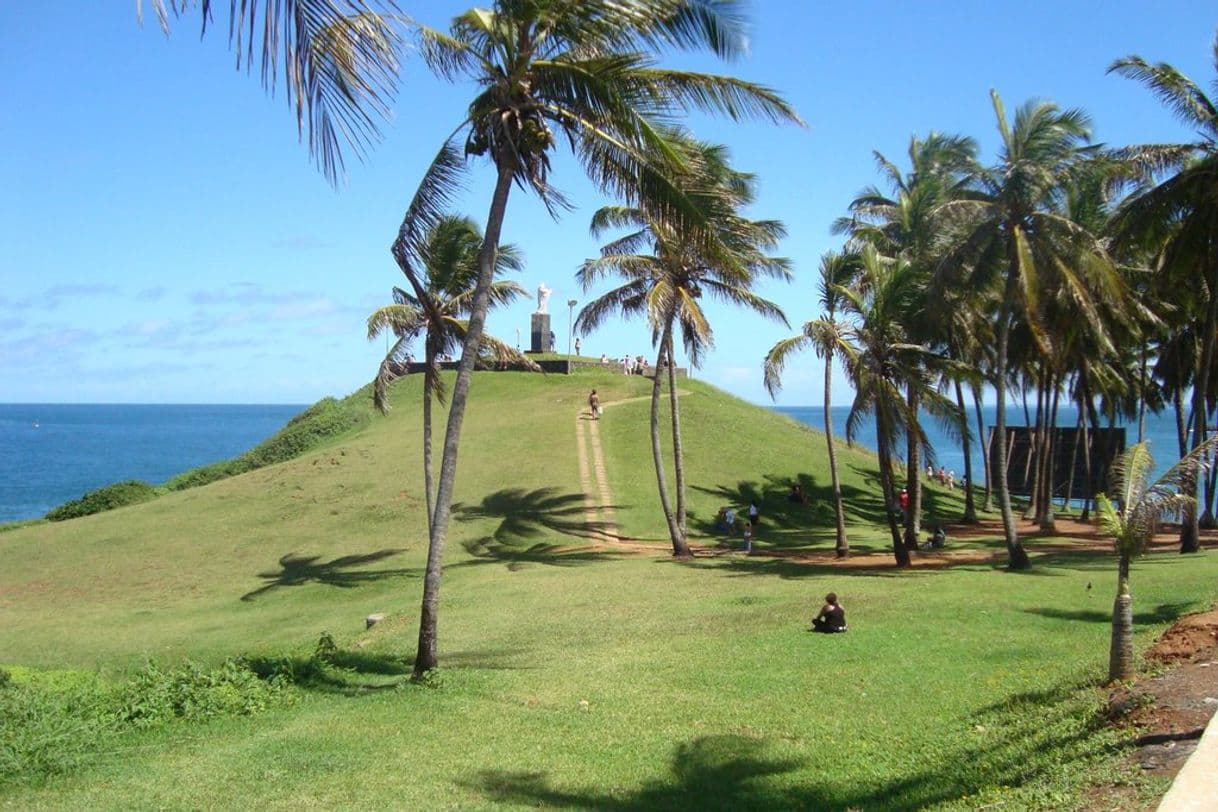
[[44, 480, 160, 522], [0, 673, 116, 785], [165, 396, 368, 492], [0, 660, 295, 786], [116, 658, 294, 727]]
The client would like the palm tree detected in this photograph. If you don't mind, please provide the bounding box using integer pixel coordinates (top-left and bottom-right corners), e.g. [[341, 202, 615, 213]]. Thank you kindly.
[[838, 133, 979, 545], [367, 215, 532, 530], [1098, 437, 1217, 682], [936, 91, 1106, 570], [837, 247, 959, 567], [145, 0, 401, 186], [764, 251, 857, 557], [578, 139, 791, 556], [402, 1, 800, 674], [1109, 38, 1218, 550]]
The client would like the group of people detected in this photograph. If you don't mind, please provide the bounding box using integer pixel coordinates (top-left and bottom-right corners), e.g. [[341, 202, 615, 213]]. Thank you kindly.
[[927, 464, 958, 490], [596, 353, 661, 376], [715, 502, 760, 553]]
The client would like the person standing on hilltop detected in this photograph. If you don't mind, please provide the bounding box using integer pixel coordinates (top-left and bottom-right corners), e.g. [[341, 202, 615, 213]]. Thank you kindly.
[[588, 389, 601, 419], [574, 337, 582, 356]]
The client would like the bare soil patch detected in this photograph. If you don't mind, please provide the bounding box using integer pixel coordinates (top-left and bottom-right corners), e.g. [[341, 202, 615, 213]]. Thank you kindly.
[[1094, 608, 1218, 809]]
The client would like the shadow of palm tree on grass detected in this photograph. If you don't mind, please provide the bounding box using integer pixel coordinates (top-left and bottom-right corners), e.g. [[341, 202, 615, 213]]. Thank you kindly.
[[453, 487, 627, 569], [241, 548, 415, 601], [468, 676, 1121, 809], [468, 735, 808, 809], [1026, 601, 1194, 625]]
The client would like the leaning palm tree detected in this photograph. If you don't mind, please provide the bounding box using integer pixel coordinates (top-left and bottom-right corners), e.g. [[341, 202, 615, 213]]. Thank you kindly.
[[1098, 437, 1217, 682], [764, 251, 858, 557], [579, 138, 791, 556], [839, 132, 979, 546], [145, 0, 401, 186], [367, 215, 531, 531], [402, 1, 801, 674], [837, 247, 960, 567], [1109, 36, 1218, 551], [936, 91, 1108, 570]]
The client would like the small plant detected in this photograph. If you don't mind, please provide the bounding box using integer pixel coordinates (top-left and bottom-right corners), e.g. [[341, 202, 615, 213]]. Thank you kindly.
[[314, 632, 339, 665]]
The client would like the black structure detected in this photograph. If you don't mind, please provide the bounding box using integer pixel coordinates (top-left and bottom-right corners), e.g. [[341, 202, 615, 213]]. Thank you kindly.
[[987, 426, 1126, 500]]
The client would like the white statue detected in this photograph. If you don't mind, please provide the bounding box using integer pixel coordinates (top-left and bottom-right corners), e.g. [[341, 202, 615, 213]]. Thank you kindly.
[[536, 283, 552, 314]]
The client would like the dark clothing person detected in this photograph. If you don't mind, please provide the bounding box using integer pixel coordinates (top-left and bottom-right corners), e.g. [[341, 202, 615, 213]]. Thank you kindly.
[[812, 594, 847, 633]]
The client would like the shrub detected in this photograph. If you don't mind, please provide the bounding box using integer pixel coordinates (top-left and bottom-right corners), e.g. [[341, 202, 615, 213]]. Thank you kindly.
[[44, 480, 160, 522], [116, 658, 295, 727], [0, 673, 116, 785], [165, 396, 368, 492]]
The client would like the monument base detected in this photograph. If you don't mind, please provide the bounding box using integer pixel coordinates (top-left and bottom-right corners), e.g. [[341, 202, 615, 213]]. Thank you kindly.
[[530, 313, 552, 353]]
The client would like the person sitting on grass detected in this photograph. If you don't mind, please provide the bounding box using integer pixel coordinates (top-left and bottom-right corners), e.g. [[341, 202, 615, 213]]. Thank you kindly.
[[811, 592, 847, 633]]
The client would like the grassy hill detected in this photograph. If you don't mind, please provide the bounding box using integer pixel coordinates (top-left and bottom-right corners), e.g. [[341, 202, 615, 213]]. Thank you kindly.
[[2, 369, 1215, 808]]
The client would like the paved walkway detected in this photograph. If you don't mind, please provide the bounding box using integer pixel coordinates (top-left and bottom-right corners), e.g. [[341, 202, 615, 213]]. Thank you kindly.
[[1157, 711, 1218, 811]]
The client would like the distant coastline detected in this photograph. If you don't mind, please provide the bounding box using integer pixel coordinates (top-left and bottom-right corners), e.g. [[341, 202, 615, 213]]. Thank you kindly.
[[0, 403, 305, 524]]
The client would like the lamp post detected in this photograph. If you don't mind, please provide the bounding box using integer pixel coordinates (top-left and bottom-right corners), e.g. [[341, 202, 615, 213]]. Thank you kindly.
[[567, 298, 577, 357]]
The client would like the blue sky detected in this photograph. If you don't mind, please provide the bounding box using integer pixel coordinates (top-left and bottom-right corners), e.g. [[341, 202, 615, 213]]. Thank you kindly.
[[0, 2, 1213, 405]]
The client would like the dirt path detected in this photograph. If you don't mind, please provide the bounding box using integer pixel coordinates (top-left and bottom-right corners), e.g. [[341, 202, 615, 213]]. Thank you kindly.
[[574, 392, 689, 544]]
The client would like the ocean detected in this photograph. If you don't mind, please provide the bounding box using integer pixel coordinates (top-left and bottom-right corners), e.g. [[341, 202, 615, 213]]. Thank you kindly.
[[774, 404, 1184, 490], [0, 404, 304, 524], [0, 401, 1187, 526]]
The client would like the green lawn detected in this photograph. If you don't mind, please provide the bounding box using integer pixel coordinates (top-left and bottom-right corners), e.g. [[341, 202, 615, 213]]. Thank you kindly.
[[0, 370, 1209, 809]]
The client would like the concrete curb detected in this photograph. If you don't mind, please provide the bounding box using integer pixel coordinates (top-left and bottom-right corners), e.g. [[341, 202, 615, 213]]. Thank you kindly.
[[1156, 709, 1218, 811]]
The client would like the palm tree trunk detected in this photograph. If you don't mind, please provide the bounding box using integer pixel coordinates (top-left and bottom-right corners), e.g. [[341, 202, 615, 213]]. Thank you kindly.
[[1180, 290, 1217, 549], [651, 322, 687, 557], [1078, 386, 1093, 522], [995, 270, 1031, 569], [1039, 379, 1060, 531], [974, 386, 993, 511], [413, 160, 515, 677], [876, 411, 910, 567], [1024, 376, 1044, 521], [903, 387, 921, 550], [824, 356, 849, 556], [423, 355, 436, 533], [956, 379, 978, 523], [665, 332, 688, 544], [1107, 552, 1134, 683]]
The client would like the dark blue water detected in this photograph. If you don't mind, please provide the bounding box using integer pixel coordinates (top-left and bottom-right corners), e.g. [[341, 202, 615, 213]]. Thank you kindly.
[[774, 404, 1184, 488], [0, 404, 304, 523]]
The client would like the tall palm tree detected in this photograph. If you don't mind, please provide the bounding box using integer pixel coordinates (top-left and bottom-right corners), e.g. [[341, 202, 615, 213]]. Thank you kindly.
[[578, 139, 791, 556], [145, 0, 401, 186], [1109, 38, 1218, 550], [1098, 437, 1217, 682], [402, 1, 800, 674], [367, 215, 531, 530], [936, 91, 1106, 570], [764, 251, 857, 557], [838, 133, 979, 545], [837, 247, 959, 567]]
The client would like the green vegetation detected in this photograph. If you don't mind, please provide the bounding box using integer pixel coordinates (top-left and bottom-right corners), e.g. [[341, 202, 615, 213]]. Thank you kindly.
[[2, 371, 1213, 808], [44, 480, 161, 522], [38, 394, 371, 522]]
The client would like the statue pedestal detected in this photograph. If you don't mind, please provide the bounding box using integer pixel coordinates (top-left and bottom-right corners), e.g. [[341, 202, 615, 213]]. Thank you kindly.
[[530, 313, 552, 353]]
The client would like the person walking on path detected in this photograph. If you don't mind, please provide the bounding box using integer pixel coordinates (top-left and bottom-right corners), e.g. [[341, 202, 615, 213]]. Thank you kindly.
[[588, 389, 601, 419]]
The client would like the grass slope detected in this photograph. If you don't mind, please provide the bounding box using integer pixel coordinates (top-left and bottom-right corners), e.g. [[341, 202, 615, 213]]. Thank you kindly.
[[1, 369, 1214, 809]]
